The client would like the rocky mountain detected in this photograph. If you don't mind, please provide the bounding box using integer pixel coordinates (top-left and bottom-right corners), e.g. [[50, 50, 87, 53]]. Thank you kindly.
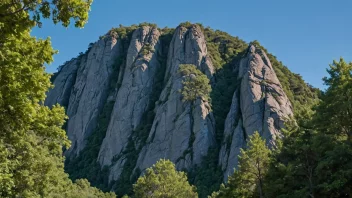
[[46, 23, 318, 197]]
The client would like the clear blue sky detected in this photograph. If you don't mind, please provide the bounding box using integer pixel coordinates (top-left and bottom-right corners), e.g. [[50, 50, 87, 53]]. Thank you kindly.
[[31, 0, 352, 89]]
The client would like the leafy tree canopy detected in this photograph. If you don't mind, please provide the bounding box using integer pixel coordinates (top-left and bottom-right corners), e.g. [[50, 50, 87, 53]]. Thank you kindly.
[[133, 159, 198, 198], [0, 0, 115, 197], [0, 0, 92, 44]]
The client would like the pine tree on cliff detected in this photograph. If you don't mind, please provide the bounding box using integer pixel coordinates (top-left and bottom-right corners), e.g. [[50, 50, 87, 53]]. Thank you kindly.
[[133, 159, 198, 198], [212, 132, 271, 198]]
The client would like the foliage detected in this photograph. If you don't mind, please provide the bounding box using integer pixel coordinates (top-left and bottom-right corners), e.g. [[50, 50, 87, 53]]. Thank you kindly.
[[107, 23, 157, 40], [264, 121, 319, 198], [141, 43, 154, 55], [179, 64, 211, 102], [0, 27, 67, 197], [138, 22, 157, 28], [53, 179, 116, 198], [313, 136, 352, 197], [265, 104, 352, 198], [311, 58, 352, 196], [0, 1, 116, 197], [203, 27, 247, 70], [178, 21, 193, 28], [264, 58, 352, 198], [0, 0, 92, 45], [133, 159, 198, 198], [108, 25, 138, 39], [314, 58, 352, 140]]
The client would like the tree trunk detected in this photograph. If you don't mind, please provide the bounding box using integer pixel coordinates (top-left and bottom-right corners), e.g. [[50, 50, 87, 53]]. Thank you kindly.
[[257, 179, 264, 198]]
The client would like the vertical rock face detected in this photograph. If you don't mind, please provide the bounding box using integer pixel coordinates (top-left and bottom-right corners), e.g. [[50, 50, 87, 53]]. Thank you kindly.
[[134, 25, 216, 173], [47, 24, 300, 188], [98, 26, 162, 181], [219, 45, 293, 181], [45, 58, 79, 108], [65, 36, 121, 156]]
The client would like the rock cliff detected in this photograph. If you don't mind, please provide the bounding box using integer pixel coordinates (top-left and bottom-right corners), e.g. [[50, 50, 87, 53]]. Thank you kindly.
[[98, 26, 162, 181], [219, 45, 293, 181], [134, 25, 216, 173], [45, 58, 79, 108], [46, 23, 312, 196], [47, 35, 121, 156]]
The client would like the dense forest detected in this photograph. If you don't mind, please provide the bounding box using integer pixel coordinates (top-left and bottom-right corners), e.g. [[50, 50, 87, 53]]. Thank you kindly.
[[0, 1, 351, 198]]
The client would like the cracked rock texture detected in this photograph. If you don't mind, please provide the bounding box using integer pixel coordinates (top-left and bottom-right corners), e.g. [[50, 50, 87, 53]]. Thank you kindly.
[[219, 45, 293, 181]]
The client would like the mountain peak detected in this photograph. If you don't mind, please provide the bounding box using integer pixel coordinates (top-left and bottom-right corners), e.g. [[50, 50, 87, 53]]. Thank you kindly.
[[47, 23, 318, 197]]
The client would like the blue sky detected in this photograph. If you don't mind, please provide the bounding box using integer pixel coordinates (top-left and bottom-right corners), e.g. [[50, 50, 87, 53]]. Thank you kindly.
[[31, 0, 352, 89]]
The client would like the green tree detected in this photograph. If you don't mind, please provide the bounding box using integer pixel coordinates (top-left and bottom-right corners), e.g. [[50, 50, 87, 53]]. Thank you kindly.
[[315, 58, 352, 141], [133, 159, 198, 198], [312, 58, 352, 196], [179, 64, 211, 102], [59, 179, 116, 198], [265, 58, 352, 198], [265, 105, 352, 198], [0, 28, 68, 197], [0, 0, 115, 197], [213, 132, 271, 198], [265, 122, 319, 198]]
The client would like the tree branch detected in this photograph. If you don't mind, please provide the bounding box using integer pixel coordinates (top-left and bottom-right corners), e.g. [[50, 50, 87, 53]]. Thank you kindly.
[[0, 2, 30, 18]]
